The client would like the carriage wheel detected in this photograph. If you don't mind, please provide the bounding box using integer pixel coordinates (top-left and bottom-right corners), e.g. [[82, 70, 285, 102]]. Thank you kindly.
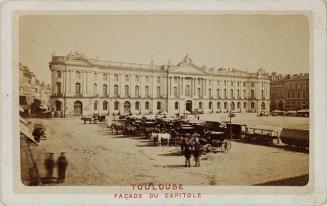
[[221, 140, 231, 152]]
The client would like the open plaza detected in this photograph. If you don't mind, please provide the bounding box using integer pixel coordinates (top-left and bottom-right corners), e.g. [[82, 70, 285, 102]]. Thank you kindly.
[[21, 113, 309, 186]]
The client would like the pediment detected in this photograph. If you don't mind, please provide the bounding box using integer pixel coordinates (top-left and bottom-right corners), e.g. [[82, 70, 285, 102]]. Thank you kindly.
[[170, 64, 207, 75], [65, 58, 93, 66]]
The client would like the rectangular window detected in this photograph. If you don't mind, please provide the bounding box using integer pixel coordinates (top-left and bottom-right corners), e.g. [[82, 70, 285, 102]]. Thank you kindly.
[[157, 87, 161, 97], [197, 88, 201, 97], [57, 71, 61, 78], [157, 102, 161, 110], [114, 75, 118, 81], [103, 74, 107, 80], [135, 76, 140, 82], [157, 77, 160, 84], [174, 87, 177, 97]]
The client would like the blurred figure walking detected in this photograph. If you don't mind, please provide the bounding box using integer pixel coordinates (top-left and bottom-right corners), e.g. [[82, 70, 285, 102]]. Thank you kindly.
[[44, 153, 55, 179], [57, 152, 68, 183]]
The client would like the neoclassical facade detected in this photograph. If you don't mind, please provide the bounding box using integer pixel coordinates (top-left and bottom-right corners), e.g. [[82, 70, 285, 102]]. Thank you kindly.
[[270, 73, 309, 111], [50, 52, 270, 117]]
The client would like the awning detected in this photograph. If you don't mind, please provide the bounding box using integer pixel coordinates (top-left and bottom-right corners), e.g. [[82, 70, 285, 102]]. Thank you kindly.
[[38, 104, 48, 110], [20, 122, 38, 144], [20, 117, 28, 125]]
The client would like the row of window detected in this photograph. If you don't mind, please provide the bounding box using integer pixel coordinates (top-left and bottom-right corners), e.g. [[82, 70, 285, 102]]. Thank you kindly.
[[81, 100, 265, 112], [56, 71, 266, 89], [57, 82, 266, 99], [287, 91, 309, 99]]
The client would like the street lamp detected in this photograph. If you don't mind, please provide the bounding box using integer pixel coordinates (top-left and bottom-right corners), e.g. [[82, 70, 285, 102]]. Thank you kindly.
[[228, 111, 236, 139]]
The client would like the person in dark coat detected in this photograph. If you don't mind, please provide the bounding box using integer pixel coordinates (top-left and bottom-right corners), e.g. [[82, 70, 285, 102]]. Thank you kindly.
[[184, 144, 192, 167], [180, 137, 187, 154], [44, 153, 55, 179], [57, 152, 68, 183], [193, 143, 201, 167]]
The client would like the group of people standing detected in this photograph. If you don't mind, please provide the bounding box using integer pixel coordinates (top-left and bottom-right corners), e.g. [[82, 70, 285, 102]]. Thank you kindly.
[[181, 133, 202, 167], [44, 152, 68, 183]]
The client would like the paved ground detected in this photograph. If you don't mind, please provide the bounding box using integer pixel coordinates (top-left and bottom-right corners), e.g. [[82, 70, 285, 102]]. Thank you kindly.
[[21, 115, 309, 186]]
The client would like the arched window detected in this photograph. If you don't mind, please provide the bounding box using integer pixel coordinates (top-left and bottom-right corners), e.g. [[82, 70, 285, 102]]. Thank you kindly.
[[114, 101, 119, 110], [103, 73, 107, 80], [231, 89, 234, 98], [103, 101, 108, 110], [237, 90, 240, 98], [231, 102, 235, 110], [125, 85, 129, 97], [261, 102, 266, 110], [135, 101, 140, 110], [103, 84, 108, 96], [224, 89, 227, 99], [145, 86, 149, 97], [243, 89, 246, 99], [244, 102, 247, 109], [185, 85, 191, 97], [135, 86, 139, 97], [251, 102, 255, 109], [94, 101, 98, 111], [114, 85, 119, 96], [217, 89, 220, 98], [75, 83, 81, 95], [237, 102, 241, 109], [175, 102, 179, 110], [224, 102, 228, 109], [209, 101, 212, 109], [125, 75, 129, 82], [145, 101, 150, 110]]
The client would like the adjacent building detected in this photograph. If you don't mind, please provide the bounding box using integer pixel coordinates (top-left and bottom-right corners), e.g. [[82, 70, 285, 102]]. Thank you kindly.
[[49, 51, 271, 117], [19, 63, 51, 115], [270, 73, 309, 111]]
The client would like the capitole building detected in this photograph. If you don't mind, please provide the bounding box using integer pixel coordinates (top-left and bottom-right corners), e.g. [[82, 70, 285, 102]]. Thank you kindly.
[[49, 51, 270, 117]]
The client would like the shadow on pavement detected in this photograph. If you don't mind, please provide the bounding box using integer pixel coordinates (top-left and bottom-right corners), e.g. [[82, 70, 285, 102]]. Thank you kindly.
[[254, 174, 309, 186]]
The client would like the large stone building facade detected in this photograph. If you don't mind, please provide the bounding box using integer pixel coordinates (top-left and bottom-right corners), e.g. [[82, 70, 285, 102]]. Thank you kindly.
[[50, 51, 270, 117], [270, 73, 309, 111]]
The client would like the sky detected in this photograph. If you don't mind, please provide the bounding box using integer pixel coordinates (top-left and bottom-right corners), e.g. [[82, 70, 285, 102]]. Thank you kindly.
[[19, 14, 309, 83]]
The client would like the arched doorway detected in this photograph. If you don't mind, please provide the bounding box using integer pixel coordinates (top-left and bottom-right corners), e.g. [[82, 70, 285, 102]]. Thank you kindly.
[[186, 100, 192, 113], [55, 100, 62, 111], [74, 101, 83, 114], [124, 101, 131, 114]]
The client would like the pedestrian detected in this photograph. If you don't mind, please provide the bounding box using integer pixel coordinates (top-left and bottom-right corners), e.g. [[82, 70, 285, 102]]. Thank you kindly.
[[44, 153, 55, 179], [180, 137, 187, 154], [193, 143, 201, 167], [184, 144, 192, 167], [57, 152, 68, 183]]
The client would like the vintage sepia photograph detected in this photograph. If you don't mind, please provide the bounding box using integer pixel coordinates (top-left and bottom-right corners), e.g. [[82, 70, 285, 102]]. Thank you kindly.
[[18, 14, 311, 187], [17, 14, 311, 187]]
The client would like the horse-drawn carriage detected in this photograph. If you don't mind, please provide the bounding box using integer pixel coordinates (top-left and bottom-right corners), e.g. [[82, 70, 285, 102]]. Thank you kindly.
[[32, 123, 47, 143], [81, 113, 108, 124]]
